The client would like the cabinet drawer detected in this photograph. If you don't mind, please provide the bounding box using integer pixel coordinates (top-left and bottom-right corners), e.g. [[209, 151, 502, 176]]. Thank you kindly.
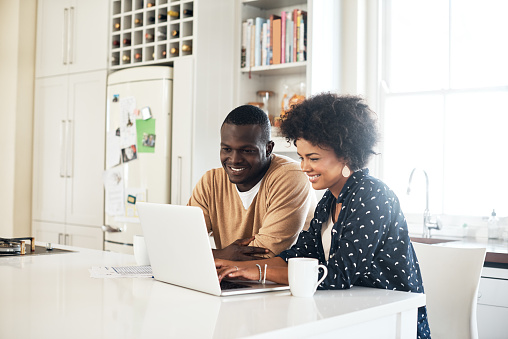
[[477, 277, 508, 307]]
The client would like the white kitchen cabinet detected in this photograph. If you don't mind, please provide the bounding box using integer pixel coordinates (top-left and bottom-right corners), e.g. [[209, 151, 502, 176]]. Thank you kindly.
[[35, 0, 108, 78], [33, 221, 103, 250], [32, 70, 107, 249], [477, 267, 508, 339]]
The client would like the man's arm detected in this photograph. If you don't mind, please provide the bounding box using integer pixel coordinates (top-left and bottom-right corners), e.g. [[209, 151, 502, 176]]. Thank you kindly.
[[188, 170, 270, 260], [212, 236, 268, 261]]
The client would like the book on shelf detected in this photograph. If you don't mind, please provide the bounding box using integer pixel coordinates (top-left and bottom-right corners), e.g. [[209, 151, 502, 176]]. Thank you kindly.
[[285, 13, 293, 64], [298, 10, 307, 62], [244, 19, 253, 68], [241, 9, 306, 69], [293, 9, 298, 63], [241, 21, 247, 68], [281, 11, 286, 64], [254, 17, 266, 67], [261, 22, 268, 66], [250, 20, 255, 67], [269, 14, 281, 65], [272, 18, 281, 65]]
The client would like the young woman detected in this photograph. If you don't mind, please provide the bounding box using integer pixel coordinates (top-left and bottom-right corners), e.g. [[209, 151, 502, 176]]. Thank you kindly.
[[215, 93, 430, 338]]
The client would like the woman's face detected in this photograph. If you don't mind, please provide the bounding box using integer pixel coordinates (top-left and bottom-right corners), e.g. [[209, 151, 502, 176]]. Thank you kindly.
[[296, 138, 349, 198]]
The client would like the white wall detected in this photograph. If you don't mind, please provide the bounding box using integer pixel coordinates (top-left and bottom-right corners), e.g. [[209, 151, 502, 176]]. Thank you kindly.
[[192, 0, 236, 185], [0, 0, 37, 237]]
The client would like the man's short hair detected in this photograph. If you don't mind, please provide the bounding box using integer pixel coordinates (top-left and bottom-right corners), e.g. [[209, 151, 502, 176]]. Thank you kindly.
[[222, 105, 271, 143]]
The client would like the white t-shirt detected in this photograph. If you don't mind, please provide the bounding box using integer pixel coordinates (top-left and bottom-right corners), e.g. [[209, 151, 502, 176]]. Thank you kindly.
[[236, 179, 262, 209]]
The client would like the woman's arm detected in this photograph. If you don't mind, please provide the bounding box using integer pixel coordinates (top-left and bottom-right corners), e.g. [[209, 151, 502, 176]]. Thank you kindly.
[[215, 256, 289, 285]]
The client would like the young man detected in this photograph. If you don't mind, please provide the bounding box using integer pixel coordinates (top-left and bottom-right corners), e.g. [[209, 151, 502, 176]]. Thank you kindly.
[[188, 105, 316, 260]]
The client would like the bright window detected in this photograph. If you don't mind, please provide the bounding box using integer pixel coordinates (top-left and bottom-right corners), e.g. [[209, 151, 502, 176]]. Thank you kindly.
[[379, 0, 508, 217]]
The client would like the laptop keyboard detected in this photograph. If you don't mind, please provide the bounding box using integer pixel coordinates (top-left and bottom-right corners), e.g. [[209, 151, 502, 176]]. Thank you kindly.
[[220, 280, 251, 290]]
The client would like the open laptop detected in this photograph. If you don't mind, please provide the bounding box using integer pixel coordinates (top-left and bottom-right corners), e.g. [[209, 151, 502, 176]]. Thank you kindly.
[[136, 202, 289, 296]]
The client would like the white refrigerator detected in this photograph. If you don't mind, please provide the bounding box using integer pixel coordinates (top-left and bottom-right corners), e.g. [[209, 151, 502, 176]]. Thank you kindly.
[[103, 66, 173, 254]]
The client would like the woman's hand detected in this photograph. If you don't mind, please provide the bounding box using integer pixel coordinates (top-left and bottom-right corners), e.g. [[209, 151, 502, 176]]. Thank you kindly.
[[215, 259, 261, 282]]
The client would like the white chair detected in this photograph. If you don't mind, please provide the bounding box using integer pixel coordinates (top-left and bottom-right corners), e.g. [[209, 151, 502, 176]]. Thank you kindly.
[[412, 242, 486, 339]]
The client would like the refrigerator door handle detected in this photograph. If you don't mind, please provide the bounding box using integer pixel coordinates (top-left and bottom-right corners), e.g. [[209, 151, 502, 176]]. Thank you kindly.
[[102, 225, 123, 233], [68, 7, 74, 64], [66, 120, 73, 178], [60, 120, 67, 177], [63, 8, 69, 65]]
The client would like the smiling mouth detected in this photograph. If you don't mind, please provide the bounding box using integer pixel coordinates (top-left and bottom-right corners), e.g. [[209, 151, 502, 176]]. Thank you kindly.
[[228, 166, 247, 174], [307, 174, 320, 182]]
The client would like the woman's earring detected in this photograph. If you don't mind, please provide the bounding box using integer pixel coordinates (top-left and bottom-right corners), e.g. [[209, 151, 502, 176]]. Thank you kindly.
[[342, 165, 351, 178]]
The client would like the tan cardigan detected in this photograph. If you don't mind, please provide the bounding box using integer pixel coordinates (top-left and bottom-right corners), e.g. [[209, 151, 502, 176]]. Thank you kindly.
[[188, 154, 316, 257]]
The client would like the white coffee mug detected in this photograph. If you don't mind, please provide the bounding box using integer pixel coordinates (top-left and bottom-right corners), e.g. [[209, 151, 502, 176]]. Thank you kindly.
[[288, 258, 328, 297], [133, 235, 150, 266]]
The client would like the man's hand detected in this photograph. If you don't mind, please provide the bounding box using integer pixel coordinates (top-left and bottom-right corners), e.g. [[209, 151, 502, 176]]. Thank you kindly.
[[212, 236, 269, 261]]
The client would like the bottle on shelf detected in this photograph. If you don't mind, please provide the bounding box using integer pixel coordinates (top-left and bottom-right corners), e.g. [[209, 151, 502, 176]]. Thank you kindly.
[[134, 53, 142, 61], [145, 33, 154, 41], [148, 16, 156, 23], [134, 18, 142, 26], [122, 55, 130, 62], [170, 47, 179, 55], [157, 30, 167, 40], [158, 14, 167, 21], [171, 30, 179, 38], [112, 40, 120, 47], [183, 9, 193, 17], [182, 44, 192, 52], [488, 209, 500, 240], [147, 2, 155, 7], [123, 38, 131, 46], [113, 22, 120, 30], [161, 50, 167, 58], [168, 10, 179, 19]]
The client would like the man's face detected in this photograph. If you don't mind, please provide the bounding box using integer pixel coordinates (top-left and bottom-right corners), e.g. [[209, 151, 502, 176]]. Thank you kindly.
[[220, 123, 273, 192]]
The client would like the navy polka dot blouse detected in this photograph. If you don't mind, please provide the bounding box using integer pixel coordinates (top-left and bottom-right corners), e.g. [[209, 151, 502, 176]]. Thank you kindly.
[[279, 169, 431, 338]]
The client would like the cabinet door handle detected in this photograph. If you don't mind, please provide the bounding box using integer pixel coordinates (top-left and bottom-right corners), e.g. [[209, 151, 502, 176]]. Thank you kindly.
[[58, 233, 64, 244], [60, 120, 67, 177], [68, 7, 75, 64], [66, 120, 73, 178], [177, 156, 183, 205], [63, 8, 69, 65], [65, 234, 70, 245]]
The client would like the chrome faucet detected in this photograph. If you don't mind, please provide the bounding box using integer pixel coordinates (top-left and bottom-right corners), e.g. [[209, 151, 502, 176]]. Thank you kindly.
[[407, 168, 442, 238]]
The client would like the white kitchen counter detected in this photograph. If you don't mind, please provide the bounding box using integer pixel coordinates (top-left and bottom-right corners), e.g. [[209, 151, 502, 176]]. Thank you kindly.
[[0, 244, 425, 339]]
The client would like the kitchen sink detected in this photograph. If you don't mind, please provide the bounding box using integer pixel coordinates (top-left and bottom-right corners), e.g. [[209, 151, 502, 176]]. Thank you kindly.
[[410, 237, 458, 245]]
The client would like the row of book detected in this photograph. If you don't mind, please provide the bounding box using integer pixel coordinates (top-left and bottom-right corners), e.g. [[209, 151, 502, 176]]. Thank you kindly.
[[241, 9, 307, 68]]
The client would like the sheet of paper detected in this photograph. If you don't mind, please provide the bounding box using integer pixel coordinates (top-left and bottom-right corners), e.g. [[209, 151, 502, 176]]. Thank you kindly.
[[119, 96, 138, 148], [106, 130, 122, 168], [103, 166, 125, 216], [89, 265, 153, 278]]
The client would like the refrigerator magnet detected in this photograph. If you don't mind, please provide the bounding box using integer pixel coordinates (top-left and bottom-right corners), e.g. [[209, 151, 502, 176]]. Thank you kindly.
[[141, 106, 152, 120], [127, 195, 136, 204], [121, 145, 138, 163]]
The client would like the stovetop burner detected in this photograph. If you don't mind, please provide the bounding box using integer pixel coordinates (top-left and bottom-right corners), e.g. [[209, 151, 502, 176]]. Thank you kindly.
[[0, 237, 35, 255]]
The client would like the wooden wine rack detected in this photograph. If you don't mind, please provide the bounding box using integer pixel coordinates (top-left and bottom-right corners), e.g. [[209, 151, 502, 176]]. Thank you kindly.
[[110, 0, 194, 69]]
